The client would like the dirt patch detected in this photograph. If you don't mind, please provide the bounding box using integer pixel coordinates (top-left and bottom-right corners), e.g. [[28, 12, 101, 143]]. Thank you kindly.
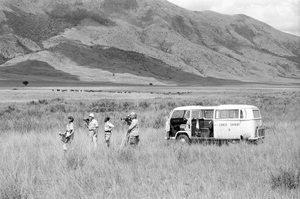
[[0, 60, 79, 81]]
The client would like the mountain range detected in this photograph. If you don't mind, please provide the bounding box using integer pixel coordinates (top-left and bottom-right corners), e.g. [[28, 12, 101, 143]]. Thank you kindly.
[[0, 0, 299, 86]]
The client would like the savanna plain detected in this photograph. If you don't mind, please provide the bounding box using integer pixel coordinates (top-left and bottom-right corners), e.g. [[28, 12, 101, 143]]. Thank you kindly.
[[0, 85, 299, 199]]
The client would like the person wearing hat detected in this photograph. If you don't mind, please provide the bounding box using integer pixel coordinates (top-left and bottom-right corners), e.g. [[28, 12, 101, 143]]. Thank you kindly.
[[127, 112, 140, 146], [61, 116, 75, 152], [87, 113, 99, 149], [104, 116, 114, 148]]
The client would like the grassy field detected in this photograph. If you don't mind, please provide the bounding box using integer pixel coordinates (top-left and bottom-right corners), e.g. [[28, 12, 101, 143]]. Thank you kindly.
[[0, 86, 299, 199]]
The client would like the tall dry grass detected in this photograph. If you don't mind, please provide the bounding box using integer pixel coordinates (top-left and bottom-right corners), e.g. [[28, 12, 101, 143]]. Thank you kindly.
[[0, 90, 299, 198]]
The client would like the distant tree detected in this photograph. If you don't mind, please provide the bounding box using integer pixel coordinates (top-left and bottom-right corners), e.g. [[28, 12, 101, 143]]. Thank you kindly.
[[23, 81, 29, 86], [149, 83, 153, 86]]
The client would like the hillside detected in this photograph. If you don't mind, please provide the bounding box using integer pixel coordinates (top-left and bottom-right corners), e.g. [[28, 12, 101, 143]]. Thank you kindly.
[[0, 0, 299, 85]]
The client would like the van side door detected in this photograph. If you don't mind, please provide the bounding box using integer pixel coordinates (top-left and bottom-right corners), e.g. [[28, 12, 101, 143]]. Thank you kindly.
[[214, 109, 241, 139]]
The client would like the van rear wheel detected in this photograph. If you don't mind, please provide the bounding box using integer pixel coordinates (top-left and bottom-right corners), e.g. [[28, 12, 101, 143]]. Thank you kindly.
[[176, 134, 190, 145]]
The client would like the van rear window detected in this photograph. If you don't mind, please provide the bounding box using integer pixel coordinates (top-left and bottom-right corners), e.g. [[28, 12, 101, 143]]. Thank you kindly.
[[216, 109, 239, 119], [252, 110, 261, 118]]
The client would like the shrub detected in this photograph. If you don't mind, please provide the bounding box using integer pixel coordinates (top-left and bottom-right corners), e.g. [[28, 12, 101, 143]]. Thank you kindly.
[[270, 167, 300, 190], [122, 101, 133, 111], [47, 104, 66, 113], [0, 105, 19, 116], [138, 101, 150, 109], [27, 101, 35, 105], [50, 98, 64, 102], [38, 99, 49, 105], [89, 100, 119, 113]]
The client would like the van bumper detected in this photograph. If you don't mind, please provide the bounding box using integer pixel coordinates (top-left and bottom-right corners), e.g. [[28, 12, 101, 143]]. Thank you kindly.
[[247, 136, 265, 144], [165, 136, 176, 140], [248, 136, 265, 141]]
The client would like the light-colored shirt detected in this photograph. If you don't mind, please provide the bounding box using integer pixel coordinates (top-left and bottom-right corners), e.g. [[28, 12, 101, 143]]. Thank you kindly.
[[88, 119, 98, 131], [66, 122, 74, 137], [128, 119, 139, 137], [104, 121, 114, 131]]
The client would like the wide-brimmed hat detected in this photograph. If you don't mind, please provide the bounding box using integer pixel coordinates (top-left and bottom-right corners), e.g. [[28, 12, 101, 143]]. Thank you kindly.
[[130, 112, 137, 118], [89, 113, 94, 118]]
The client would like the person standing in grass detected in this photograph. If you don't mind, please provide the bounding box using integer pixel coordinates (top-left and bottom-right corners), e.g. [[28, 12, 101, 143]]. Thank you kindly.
[[104, 116, 114, 148], [127, 112, 140, 146], [61, 116, 75, 152], [86, 113, 99, 149]]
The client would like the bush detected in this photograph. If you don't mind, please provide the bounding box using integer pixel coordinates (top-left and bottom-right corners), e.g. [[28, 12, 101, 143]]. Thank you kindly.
[[47, 104, 66, 113], [23, 81, 29, 86], [0, 105, 19, 116], [270, 167, 300, 190], [38, 99, 49, 105], [138, 101, 150, 109], [121, 101, 133, 111]]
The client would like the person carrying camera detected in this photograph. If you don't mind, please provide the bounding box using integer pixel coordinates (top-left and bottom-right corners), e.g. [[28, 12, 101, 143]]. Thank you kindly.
[[127, 112, 140, 146], [61, 116, 74, 152], [104, 116, 114, 148], [86, 113, 99, 149]]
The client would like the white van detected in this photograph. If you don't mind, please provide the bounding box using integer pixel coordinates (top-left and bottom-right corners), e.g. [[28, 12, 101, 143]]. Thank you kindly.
[[165, 105, 266, 144]]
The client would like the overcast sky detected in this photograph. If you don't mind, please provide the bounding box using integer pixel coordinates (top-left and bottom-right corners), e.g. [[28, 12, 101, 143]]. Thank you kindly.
[[167, 0, 299, 36]]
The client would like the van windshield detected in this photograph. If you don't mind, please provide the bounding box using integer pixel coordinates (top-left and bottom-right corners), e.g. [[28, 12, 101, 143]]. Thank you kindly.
[[252, 110, 261, 118], [171, 110, 187, 118]]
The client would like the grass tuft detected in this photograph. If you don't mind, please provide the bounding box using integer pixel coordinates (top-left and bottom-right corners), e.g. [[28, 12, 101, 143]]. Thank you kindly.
[[65, 150, 88, 170], [117, 149, 136, 163], [271, 167, 300, 190]]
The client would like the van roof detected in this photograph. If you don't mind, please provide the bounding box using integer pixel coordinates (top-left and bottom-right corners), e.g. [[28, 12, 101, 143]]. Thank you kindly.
[[173, 106, 217, 110], [173, 105, 258, 110], [216, 105, 258, 109]]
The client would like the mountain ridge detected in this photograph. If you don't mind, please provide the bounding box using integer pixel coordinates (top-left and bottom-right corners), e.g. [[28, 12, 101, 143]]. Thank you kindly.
[[0, 0, 299, 85]]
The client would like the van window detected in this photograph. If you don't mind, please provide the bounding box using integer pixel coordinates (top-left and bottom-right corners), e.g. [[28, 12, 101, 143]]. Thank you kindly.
[[240, 110, 244, 119], [171, 110, 185, 118], [216, 109, 239, 119], [184, 110, 190, 119], [253, 110, 261, 118], [203, 110, 213, 119], [192, 110, 200, 119]]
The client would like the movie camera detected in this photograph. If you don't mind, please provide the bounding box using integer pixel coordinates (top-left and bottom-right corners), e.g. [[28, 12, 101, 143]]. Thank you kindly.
[[120, 115, 132, 125], [83, 118, 90, 125]]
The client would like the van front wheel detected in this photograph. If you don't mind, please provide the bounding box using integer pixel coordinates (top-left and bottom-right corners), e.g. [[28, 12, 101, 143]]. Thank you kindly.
[[176, 134, 190, 145]]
